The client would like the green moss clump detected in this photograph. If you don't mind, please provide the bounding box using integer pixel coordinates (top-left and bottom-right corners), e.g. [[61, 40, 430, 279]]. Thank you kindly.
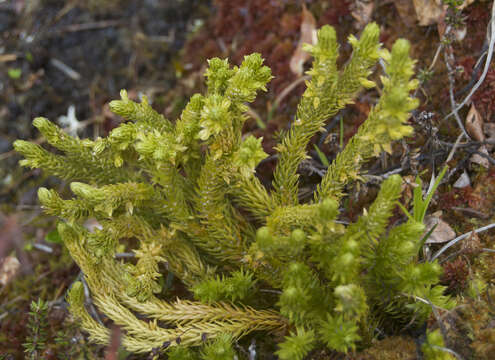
[[15, 23, 453, 357]]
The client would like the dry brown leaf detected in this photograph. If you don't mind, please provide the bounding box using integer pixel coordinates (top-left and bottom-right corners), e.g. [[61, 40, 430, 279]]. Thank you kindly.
[[424, 212, 456, 244], [289, 5, 317, 77], [351, 0, 374, 29], [0, 256, 21, 286], [415, 0, 475, 27], [401, 175, 416, 206], [413, 0, 445, 26], [466, 104, 485, 142], [458, 0, 476, 10], [394, 0, 417, 27], [465, 104, 490, 168]]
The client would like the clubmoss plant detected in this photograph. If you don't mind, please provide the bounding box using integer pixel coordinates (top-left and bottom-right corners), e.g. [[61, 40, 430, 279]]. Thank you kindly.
[[23, 299, 49, 360], [15, 23, 453, 358]]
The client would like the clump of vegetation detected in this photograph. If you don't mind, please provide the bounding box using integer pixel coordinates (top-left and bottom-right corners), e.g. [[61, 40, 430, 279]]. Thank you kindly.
[[15, 23, 454, 358], [23, 299, 49, 360]]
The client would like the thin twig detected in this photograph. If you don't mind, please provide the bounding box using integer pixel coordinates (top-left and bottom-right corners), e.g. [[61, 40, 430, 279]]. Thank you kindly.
[[50, 58, 81, 81], [259, 289, 282, 295], [445, 133, 465, 164], [428, 43, 444, 72], [456, 44, 487, 97], [445, 1, 495, 119], [451, 207, 490, 219], [401, 293, 462, 358], [32, 243, 54, 254], [362, 167, 403, 184], [432, 222, 495, 261], [245, 106, 265, 129], [273, 75, 310, 111], [266, 75, 310, 122], [401, 293, 453, 351], [444, 45, 470, 139], [439, 139, 495, 148], [114, 252, 135, 259], [430, 345, 464, 360], [80, 275, 104, 326], [56, 20, 123, 34]]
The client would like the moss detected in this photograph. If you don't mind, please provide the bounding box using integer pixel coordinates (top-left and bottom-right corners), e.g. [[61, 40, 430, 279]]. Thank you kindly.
[[14, 24, 454, 357], [358, 336, 416, 360]]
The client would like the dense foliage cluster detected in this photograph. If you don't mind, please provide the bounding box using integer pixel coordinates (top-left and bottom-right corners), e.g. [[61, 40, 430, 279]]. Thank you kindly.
[[15, 23, 453, 358]]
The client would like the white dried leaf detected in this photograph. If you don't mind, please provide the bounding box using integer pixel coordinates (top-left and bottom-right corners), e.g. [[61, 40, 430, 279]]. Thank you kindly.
[[289, 5, 317, 77], [0, 256, 20, 286], [455, 26, 467, 41], [453, 171, 470, 188], [57, 105, 80, 136]]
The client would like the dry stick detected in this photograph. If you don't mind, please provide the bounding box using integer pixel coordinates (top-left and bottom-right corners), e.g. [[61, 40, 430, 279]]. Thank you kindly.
[[53, 1, 78, 23], [81, 274, 104, 326], [445, 0, 495, 119], [57, 20, 123, 34], [429, 43, 444, 72], [405, 294, 462, 358], [50, 58, 81, 81], [413, 42, 443, 100], [445, 133, 464, 163], [451, 207, 490, 220], [402, 294, 447, 330], [456, 44, 488, 98], [362, 167, 403, 184], [431, 222, 495, 261], [246, 75, 310, 129], [32, 243, 54, 254], [444, 40, 470, 139], [440, 3, 495, 170], [266, 75, 311, 122], [0, 54, 17, 62], [273, 75, 310, 111], [438, 139, 495, 149], [245, 106, 265, 129], [430, 345, 464, 360]]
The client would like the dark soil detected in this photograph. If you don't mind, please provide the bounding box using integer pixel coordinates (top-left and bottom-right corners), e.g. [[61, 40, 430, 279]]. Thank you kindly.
[[0, 0, 210, 358]]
